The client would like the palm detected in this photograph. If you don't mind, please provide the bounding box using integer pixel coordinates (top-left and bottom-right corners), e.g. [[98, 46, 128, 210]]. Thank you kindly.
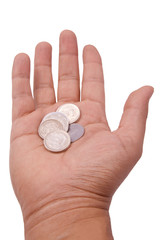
[[10, 30, 153, 224]]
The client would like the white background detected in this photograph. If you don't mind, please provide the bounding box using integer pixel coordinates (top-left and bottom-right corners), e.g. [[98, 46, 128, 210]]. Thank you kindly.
[[0, 0, 161, 239]]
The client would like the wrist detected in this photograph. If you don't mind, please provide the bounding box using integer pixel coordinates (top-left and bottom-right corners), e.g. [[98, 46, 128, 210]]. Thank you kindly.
[[24, 196, 113, 240], [25, 208, 113, 240]]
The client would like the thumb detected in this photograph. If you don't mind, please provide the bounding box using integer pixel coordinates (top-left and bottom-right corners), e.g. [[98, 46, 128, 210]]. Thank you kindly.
[[115, 85, 154, 161]]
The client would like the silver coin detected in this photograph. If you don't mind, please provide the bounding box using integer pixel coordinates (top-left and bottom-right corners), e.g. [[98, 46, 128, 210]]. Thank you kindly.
[[38, 119, 63, 139], [41, 112, 69, 132], [44, 130, 71, 152], [68, 123, 85, 142], [56, 103, 80, 124]]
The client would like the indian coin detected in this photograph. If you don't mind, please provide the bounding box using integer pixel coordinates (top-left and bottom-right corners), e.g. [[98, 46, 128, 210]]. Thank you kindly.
[[41, 112, 69, 132], [38, 119, 63, 139], [56, 103, 80, 124], [68, 123, 85, 142], [44, 130, 71, 152]]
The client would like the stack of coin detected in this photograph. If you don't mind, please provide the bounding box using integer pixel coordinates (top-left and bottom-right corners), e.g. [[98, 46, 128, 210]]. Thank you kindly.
[[38, 103, 85, 152]]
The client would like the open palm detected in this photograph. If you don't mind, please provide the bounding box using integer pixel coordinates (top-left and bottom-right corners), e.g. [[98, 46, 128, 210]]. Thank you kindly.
[[10, 30, 153, 233]]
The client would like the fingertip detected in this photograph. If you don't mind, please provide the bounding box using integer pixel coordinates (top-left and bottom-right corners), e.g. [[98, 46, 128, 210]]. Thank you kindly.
[[60, 29, 77, 41], [35, 41, 52, 52], [83, 45, 102, 64], [135, 85, 154, 100], [12, 53, 30, 78], [59, 30, 78, 55], [139, 85, 154, 92], [83, 44, 98, 52], [129, 85, 153, 99], [83, 44, 99, 54], [143, 85, 154, 98], [13, 53, 30, 65], [35, 42, 52, 66]]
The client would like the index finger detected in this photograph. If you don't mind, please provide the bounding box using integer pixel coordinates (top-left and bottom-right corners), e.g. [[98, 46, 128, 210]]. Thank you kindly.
[[81, 45, 105, 109]]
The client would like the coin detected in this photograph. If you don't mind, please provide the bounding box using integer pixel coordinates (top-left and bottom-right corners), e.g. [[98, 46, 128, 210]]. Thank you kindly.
[[42, 112, 69, 132], [68, 123, 85, 142], [44, 130, 71, 152], [56, 103, 80, 124], [38, 119, 63, 139]]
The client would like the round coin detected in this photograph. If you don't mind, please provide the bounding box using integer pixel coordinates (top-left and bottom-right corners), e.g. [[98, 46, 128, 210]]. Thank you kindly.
[[56, 103, 80, 124], [68, 123, 85, 142], [38, 119, 64, 139], [41, 112, 69, 132], [44, 130, 71, 152]]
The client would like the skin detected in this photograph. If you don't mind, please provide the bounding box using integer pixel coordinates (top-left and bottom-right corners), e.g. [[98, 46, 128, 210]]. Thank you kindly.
[[10, 30, 154, 240]]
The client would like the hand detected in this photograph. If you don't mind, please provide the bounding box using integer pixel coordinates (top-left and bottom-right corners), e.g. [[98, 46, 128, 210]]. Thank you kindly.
[[10, 30, 153, 239]]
